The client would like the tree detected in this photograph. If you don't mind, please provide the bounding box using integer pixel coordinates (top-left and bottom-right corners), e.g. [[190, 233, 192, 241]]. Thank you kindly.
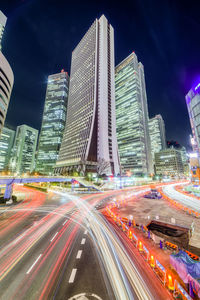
[[97, 158, 110, 176]]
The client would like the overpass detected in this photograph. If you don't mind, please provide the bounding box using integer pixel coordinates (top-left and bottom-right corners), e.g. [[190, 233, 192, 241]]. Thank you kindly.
[[0, 176, 101, 199]]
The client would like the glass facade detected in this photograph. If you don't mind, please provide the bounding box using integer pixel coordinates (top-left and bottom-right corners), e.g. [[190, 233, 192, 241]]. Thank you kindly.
[[0, 11, 6, 50], [11, 125, 38, 174], [186, 86, 200, 156], [0, 127, 15, 172], [36, 71, 69, 174], [115, 52, 153, 176], [56, 15, 119, 175], [155, 149, 184, 177], [149, 114, 166, 162]]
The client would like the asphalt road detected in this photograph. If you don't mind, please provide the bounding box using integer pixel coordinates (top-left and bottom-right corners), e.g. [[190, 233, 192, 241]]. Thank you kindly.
[[162, 183, 200, 211], [0, 185, 172, 300]]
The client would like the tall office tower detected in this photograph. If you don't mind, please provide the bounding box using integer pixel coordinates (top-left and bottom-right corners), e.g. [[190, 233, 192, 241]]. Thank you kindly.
[[11, 125, 38, 174], [149, 114, 166, 162], [0, 11, 7, 50], [115, 52, 153, 176], [0, 127, 15, 172], [186, 84, 200, 157], [55, 15, 119, 175], [0, 11, 14, 136], [36, 70, 69, 175]]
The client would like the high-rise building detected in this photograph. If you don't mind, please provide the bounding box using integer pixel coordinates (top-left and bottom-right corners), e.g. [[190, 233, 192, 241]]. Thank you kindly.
[[186, 84, 200, 156], [0, 11, 14, 137], [11, 125, 38, 174], [36, 70, 69, 174], [0, 127, 15, 172], [115, 52, 153, 176], [0, 11, 7, 50], [149, 114, 166, 162], [55, 15, 119, 175], [155, 148, 184, 177]]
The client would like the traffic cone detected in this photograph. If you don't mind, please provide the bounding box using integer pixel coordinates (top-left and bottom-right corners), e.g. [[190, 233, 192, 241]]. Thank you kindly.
[[122, 223, 126, 231], [138, 241, 143, 252], [167, 275, 174, 291], [150, 255, 155, 268], [128, 229, 132, 240]]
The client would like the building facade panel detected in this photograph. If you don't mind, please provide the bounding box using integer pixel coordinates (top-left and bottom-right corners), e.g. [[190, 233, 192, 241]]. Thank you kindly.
[[11, 125, 38, 174], [36, 71, 69, 174], [149, 114, 166, 163], [115, 53, 152, 176], [0, 52, 14, 136], [186, 85, 200, 156], [0, 127, 15, 172], [56, 15, 119, 175], [155, 149, 184, 177]]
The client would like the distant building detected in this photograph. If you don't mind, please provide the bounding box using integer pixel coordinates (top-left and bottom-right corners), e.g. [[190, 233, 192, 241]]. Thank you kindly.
[[115, 52, 153, 176], [0, 127, 15, 172], [149, 114, 166, 163], [11, 125, 38, 174], [36, 70, 69, 174], [55, 15, 119, 175], [186, 84, 200, 156], [179, 146, 189, 176], [155, 148, 184, 177], [0, 10, 7, 50]]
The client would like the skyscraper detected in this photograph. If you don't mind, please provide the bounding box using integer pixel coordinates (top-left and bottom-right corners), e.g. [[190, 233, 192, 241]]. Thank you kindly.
[[115, 52, 153, 176], [55, 15, 119, 175], [149, 114, 166, 162], [0, 11, 14, 136], [36, 70, 69, 174], [186, 84, 200, 156], [0, 127, 15, 172], [0, 11, 7, 50], [11, 125, 38, 174]]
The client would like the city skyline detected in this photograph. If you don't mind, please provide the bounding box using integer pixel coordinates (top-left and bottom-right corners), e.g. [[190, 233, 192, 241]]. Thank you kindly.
[[1, 1, 199, 149]]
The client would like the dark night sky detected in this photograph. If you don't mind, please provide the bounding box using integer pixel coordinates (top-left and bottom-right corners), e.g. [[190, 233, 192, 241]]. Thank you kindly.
[[1, 0, 200, 149]]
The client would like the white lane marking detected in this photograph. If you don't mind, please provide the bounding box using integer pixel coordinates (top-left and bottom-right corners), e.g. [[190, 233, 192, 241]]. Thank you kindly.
[[84, 230, 88, 234], [76, 250, 82, 259], [69, 268, 77, 283], [26, 254, 42, 274], [13, 232, 26, 244], [50, 232, 58, 242], [63, 220, 67, 225], [81, 238, 86, 245]]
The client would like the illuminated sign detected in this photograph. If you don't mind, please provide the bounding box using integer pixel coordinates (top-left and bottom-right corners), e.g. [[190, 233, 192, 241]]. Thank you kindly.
[[189, 152, 198, 158]]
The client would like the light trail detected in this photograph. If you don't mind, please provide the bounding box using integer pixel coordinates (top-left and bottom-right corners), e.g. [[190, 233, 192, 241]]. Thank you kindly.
[[163, 183, 200, 211]]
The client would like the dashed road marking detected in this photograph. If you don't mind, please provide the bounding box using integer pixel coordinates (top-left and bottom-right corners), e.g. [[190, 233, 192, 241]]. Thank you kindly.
[[50, 232, 58, 242], [76, 250, 82, 259], [84, 230, 88, 234], [63, 220, 67, 225], [69, 268, 77, 283], [81, 238, 86, 245], [26, 254, 42, 274]]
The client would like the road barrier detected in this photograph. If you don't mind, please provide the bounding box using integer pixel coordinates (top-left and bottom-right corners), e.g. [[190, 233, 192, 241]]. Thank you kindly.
[[105, 199, 193, 299], [159, 188, 200, 219]]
